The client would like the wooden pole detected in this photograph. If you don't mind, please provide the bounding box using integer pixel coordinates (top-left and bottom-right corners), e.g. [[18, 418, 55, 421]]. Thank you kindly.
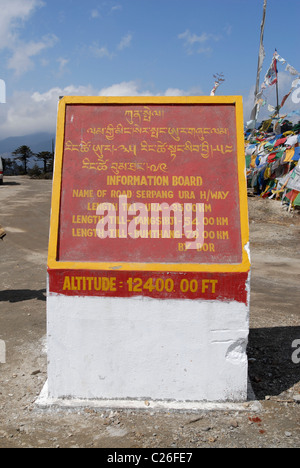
[[275, 50, 280, 117]]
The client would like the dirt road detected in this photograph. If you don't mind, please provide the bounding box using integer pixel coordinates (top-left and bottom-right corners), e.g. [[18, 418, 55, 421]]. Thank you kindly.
[[0, 176, 299, 448]]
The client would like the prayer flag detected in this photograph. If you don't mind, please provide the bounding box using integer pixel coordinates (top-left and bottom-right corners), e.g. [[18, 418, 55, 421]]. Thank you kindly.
[[210, 81, 220, 96], [285, 190, 299, 202], [292, 147, 300, 162], [264, 54, 278, 86]]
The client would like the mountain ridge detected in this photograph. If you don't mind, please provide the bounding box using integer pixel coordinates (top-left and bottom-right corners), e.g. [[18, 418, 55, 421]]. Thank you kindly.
[[0, 132, 55, 158]]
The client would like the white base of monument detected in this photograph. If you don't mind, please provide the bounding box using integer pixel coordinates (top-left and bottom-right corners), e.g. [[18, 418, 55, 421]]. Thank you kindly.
[[45, 292, 250, 403]]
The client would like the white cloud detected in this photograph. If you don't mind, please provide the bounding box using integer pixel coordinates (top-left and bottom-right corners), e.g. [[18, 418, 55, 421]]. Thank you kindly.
[[90, 33, 133, 60], [117, 33, 133, 51], [4, 77, 296, 141], [224, 24, 232, 36], [110, 4, 122, 13], [0, 0, 44, 47], [98, 81, 153, 97], [179, 30, 210, 46], [57, 57, 69, 75], [0, 85, 94, 138], [91, 9, 100, 19], [7, 34, 58, 76], [90, 44, 115, 60], [97, 81, 192, 97], [164, 88, 187, 97], [0, 0, 57, 76], [178, 29, 220, 55], [90, 3, 121, 18], [0, 81, 204, 139]]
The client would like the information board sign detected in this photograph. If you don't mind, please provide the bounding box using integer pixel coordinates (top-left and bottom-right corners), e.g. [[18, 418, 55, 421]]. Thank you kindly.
[[48, 97, 250, 302]]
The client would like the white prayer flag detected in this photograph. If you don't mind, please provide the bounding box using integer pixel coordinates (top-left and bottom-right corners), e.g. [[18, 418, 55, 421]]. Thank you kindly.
[[285, 64, 300, 76], [210, 81, 220, 96], [250, 0, 267, 123]]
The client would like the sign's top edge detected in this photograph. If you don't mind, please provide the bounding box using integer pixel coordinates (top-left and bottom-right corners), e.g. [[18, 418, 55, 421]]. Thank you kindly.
[[58, 95, 243, 105]]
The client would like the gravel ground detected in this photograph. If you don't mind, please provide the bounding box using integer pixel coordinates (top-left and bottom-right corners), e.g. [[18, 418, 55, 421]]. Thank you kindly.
[[0, 176, 299, 449]]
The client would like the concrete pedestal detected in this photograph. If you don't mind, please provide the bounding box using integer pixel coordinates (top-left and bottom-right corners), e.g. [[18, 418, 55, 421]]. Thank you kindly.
[[46, 290, 249, 402]]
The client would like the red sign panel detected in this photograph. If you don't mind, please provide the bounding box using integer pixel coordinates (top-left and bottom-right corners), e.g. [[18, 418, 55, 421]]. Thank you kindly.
[[48, 97, 249, 301]]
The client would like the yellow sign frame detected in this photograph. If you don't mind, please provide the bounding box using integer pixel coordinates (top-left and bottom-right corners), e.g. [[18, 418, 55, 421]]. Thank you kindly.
[[48, 96, 250, 273]]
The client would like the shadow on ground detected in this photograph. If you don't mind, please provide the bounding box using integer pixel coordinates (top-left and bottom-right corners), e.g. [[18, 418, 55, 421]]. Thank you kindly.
[[0, 289, 46, 303], [248, 326, 300, 399], [1, 181, 21, 186]]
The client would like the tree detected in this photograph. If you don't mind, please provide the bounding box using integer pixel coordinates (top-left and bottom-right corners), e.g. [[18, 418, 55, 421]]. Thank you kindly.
[[2, 158, 22, 175], [35, 151, 54, 173], [28, 163, 42, 178], [12, 145, 34, 174]]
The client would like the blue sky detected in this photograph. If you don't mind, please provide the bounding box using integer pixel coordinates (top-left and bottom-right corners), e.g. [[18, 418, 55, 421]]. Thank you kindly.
[[0, 0, 299, 139]]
